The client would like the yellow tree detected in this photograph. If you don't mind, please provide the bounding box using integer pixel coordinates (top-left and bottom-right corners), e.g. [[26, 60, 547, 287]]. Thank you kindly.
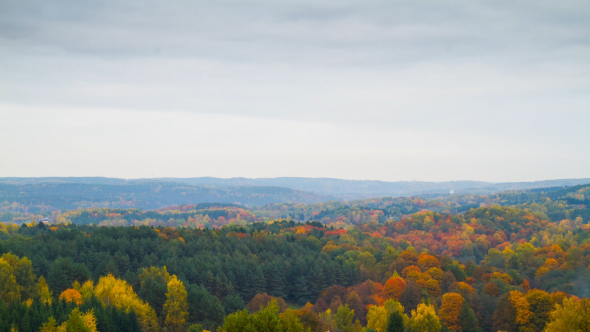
[[163, 275, 189, 332], [319, 308, 336, 331], [76, 280, 94, 304], [39, 317, 59, 332], [544, 297, 590, 332], [367, 305, 388, 332], [280, 309, 306, 332], [63, 308, 98, 332], [409, 303, 441, 332], [94, 274, 159, 332], [509, 290, 533, 331], [139, 266, 170, 286], [1, 253, 37, 299], [0, 259, 21, 303], [439, 293, 464, 331], [384, 299, 409, 325], [82, 309, 98, 332], [37, 276, 53, 305]]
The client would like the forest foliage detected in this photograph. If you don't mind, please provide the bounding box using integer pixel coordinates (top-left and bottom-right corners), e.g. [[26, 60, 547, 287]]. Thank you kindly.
[[1, 185, 589, 332]]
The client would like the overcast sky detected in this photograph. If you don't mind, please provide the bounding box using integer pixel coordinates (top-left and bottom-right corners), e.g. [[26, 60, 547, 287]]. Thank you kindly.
[[1, 0, 589, 182]]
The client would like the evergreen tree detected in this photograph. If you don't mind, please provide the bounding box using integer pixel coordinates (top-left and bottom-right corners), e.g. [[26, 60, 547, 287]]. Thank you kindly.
[[309, 264, 326, 299], [47, 258, 91, 295], [267, 264, 286, 298], [343, 259, 359, 287], [245, 266, 266, 300], [39, 317, 58, 332], [386, 311, 404, 332], [187, 284, 225, 326], [65, 308, 91, 332], [459, 301, 480, 332], [223, 294, 245, 315], [294, 276, 311, 305], [138, 277, 167, 317]]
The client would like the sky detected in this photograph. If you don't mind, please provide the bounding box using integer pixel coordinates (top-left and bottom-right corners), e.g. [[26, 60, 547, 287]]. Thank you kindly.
[[1, 0, 589, 182]]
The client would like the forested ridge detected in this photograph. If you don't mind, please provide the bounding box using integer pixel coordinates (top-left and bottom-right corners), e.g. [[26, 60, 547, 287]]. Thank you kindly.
[[1, 185, 590, 332], [3, 184, 589, 229], [0, 182, 330, 212]]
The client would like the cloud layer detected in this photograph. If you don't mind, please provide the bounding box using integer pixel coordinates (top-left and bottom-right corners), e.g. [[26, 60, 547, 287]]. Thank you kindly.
[[1, 0, 589, 180]]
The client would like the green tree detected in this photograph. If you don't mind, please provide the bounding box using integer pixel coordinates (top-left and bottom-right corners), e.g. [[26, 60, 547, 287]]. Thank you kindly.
[[187, 324, 203, 332], [66, 308, 91, 332], [458, 301, 480, 332], [280, 310, 305, 332], [187, 284, 226, 326], [138, 266, 170, 317], [39, 317, 59, 332], [47, 258, 91, 295], [294, 276, 311, 305], [253, 299, 283, 332], [221, 299, 282, 332], [220, 310, 254, 332], [385, 311, 404, 332], [335, 304, 355, 332], [223, 294, 245, 315], [266, 263, 286, 299]]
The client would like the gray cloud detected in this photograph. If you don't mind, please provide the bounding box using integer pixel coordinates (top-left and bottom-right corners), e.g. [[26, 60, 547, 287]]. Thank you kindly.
[[0, 0, 589, 179]]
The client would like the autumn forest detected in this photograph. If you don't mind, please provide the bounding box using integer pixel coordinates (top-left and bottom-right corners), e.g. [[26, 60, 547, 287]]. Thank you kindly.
[[1, 183, 590, 332]]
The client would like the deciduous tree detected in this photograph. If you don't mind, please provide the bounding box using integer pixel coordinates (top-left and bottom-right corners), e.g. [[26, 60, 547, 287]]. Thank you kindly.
[[408, 303, 440, 332], [163, 275, 189, 332], [439, 293, 464, 331]]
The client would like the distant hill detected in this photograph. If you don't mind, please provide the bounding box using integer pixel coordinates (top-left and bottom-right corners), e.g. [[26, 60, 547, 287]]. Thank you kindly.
[[1, 176, 589, 200], [155, 177, 590, 198], [0, 181, 331, 212]]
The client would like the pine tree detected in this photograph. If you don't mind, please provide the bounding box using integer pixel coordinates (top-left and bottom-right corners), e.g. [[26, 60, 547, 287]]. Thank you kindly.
[[343, 259, 359, 287], [138, 277, 167, 317], [66, 308, 91, 332], [386, 311, 404, 332], [267, 264, 285, 298], [459, 300, 480, 332], [223, 294, 246, 315], [294, 276, 311, 305], [39, 317, 58, 332], [187, 284, 225, 325], [309, 264, 326, 299], [246, 266, 266, 300]]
